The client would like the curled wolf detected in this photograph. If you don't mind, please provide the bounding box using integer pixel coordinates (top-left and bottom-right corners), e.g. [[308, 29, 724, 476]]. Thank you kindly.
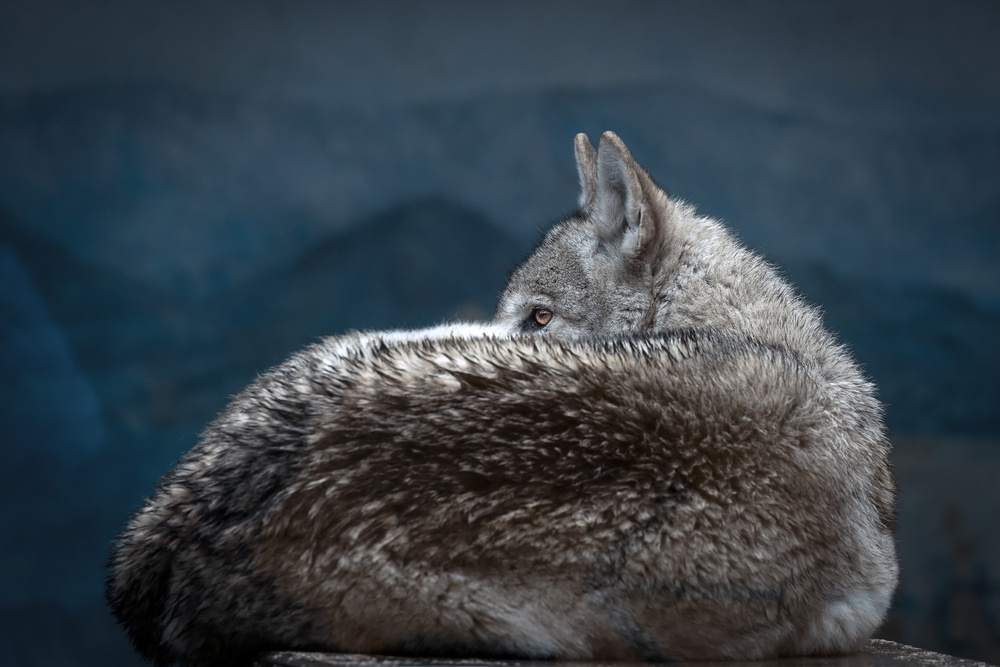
[[107, 132, 897, 666]]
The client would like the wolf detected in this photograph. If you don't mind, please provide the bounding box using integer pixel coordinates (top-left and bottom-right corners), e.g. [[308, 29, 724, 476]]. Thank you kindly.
[[107, 132, 897, 666]]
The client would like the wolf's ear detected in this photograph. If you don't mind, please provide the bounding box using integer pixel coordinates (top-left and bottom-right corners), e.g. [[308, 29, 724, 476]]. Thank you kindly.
[[574, 133, 598, 209], [593, 131, 660, 262]]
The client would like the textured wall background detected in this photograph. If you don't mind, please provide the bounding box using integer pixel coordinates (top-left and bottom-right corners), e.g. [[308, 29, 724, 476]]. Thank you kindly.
[[1, 1, 998, 664]]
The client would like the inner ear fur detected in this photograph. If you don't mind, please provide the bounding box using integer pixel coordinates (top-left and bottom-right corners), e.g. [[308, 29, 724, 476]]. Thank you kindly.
[[593, 131, 660, 262]]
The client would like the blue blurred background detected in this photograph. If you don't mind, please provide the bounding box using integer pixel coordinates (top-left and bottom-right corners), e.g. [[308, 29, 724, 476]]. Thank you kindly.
[[1, 1, 998, 664]]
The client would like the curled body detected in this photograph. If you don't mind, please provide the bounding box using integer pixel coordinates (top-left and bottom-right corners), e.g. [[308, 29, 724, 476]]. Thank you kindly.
[[107, 132, 897, 665]]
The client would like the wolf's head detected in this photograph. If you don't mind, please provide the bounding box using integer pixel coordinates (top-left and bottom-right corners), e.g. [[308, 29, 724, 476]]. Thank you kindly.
[[493, 132, 817, 351], [493, 132, 675, 339]]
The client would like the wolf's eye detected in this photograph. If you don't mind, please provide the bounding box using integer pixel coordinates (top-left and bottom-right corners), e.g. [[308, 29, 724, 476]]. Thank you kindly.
[[521, 307, 553, 332], [534, 308, 552, 326]]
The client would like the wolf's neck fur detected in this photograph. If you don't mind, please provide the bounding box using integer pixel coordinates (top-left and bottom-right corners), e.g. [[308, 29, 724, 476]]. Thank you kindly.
[[640, 191, 845, 382]]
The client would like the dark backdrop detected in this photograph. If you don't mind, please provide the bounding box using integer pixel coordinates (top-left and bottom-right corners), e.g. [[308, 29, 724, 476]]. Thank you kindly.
[[1, 1, 998, 664]]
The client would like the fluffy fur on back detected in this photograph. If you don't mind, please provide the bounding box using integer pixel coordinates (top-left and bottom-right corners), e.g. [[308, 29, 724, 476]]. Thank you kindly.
[[107, 132, 897, 666]]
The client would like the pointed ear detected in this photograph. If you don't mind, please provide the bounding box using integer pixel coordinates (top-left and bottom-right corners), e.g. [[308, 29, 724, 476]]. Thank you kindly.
[[594, 131, 660, 261], [574, 133, 598, 209]]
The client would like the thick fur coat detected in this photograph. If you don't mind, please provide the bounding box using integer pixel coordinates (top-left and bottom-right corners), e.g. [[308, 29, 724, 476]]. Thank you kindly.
[[107, 132, 898, 666]]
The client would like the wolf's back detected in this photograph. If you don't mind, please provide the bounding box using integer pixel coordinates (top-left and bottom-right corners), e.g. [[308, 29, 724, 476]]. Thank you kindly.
[[108, 330, 895, 665]]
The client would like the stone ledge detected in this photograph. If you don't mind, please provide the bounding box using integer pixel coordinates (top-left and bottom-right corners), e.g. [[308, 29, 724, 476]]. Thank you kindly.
[[255, 640, 994, 667]]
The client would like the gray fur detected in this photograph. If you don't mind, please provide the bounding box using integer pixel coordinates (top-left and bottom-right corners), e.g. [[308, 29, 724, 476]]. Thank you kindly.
[[107, 132, 897, 665]]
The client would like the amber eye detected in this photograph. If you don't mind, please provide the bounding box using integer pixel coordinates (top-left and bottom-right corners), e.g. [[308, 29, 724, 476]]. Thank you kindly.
[[533, 308, 552, 327]]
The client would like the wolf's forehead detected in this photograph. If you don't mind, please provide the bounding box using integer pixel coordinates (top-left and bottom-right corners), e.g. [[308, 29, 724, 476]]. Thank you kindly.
[[516, 221, 594, 290], [544, 216, 593, 249], [534, 218, 599, 270]]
